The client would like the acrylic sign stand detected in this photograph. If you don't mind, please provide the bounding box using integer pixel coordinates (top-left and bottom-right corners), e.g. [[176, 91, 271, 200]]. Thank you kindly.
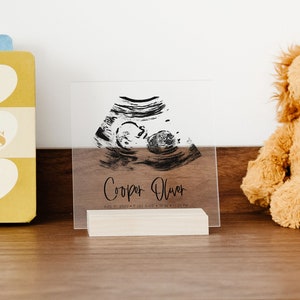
[[0, 35, 36, 222], [72, 81, 219, 236], [87, 208, 209, 236]]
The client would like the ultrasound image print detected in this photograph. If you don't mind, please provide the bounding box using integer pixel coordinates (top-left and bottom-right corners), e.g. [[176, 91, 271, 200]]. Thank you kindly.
[[94, 96, 201, 171]]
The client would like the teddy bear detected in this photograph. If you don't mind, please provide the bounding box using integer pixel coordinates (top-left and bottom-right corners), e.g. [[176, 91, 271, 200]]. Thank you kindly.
[[241, 45, 300, 229]]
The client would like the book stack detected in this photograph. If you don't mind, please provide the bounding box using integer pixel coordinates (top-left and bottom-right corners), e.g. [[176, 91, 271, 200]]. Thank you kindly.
[[0, 35, 36, 222]]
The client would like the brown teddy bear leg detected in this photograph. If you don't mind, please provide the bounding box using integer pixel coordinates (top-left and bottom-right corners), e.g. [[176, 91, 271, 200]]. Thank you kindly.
[[270, 179, 300, 228]]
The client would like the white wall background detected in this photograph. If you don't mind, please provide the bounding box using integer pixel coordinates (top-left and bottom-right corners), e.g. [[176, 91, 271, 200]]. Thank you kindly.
[[1, 0, 300, 147]]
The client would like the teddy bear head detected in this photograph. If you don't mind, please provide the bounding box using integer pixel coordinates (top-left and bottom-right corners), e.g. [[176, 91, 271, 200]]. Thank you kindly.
[[274, 45, 300, 122]]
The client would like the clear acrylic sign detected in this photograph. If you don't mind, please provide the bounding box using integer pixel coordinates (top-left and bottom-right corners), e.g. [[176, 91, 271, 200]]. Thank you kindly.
[[71, 80, 220, 229]]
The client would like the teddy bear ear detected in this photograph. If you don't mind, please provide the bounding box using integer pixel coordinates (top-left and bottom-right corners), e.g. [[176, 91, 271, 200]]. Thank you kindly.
[[274, 45, 300, 122]]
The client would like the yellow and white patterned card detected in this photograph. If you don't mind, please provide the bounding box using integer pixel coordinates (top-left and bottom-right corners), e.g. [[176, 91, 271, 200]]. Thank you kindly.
[[0, 38, 36, 223]]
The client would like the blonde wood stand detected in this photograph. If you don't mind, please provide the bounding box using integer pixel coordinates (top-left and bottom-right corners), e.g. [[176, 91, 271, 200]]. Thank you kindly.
[[87, 208, 209, 236]]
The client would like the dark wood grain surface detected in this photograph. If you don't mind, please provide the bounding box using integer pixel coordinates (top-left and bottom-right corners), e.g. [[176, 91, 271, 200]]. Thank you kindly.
[[1, 213, 299, 299], [1, 147, 299, 300], [36, 147, 263, 216]]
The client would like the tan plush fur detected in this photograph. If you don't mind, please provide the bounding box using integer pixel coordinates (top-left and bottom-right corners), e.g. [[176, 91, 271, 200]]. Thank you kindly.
[[241, 45, 300, 228]]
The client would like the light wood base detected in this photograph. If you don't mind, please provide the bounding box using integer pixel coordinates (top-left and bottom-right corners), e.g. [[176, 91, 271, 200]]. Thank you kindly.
[[87, 208, 209, 236]]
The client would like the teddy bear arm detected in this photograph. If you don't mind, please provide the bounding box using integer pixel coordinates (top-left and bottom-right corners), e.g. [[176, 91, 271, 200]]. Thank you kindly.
[[241, 125, 292, 207]]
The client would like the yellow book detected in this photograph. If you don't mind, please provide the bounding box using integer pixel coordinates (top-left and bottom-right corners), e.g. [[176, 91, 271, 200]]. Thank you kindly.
[[0, 36, 36, 222]]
